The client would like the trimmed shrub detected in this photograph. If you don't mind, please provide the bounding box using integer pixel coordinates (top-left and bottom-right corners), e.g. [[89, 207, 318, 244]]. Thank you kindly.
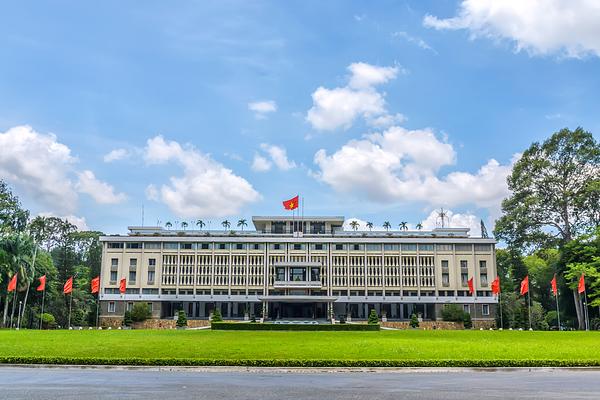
[[176, 310, 187, 328], [39, 313, 56, 329], [463, 312, 472, 329], [123, 311, 133, 327], [211, 322, 380, 331], [131, 303, 152, 323], [212, 308, 223, 322], [441, 304, 465, 322], [368, 309, 379, 325], [409, 313, 419, 328]]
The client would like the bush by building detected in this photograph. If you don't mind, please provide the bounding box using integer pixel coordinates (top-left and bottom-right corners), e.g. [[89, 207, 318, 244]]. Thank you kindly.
[[131, 303, 152, 323], [211, 308, 223, 322], [367, 309, 379, 325], [39, 313, 56, 329], [409, 313, 419, 328], [176, 310, 188, 328]]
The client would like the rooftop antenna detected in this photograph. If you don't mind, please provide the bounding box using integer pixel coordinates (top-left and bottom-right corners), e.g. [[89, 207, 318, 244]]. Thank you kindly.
[[436, 208, 449, 228], [480, 219, 489, 238], [141, 204, 145, 227]]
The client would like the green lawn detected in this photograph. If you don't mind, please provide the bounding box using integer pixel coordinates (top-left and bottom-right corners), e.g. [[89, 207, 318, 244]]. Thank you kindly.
[[1, 329, 600, 367]]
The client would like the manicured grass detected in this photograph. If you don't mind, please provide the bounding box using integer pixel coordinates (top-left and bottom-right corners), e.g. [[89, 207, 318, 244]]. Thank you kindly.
[[0, 329, 599, 366]]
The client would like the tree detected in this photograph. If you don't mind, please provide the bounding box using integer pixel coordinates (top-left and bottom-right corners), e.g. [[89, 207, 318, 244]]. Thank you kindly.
[[563, 228, 600, 308], [349, 221, 360, 231], [399, 222, 408, 231], [441, 304, 466, 322], [0, 180, 29, 234], [196, 220, 205, 230], [130, 303, 152, 322], [39, 313, 56, 329], [367, 309, 379, 324], [0, 233, 34, 327], [221, 220, 231, 230], [409, 313, 419, 328], [180, 221, 188, 230], [495, 128, 600, 329], [416, 223, 423, 230], [237, 219, 248, 231], [383, 221, 391, 231], [212, 307, 223, 322], [165, 221, 172, 230], [123, 311, 133, 327], [176, 310, 188, 328], [366, 222, 373, 231]]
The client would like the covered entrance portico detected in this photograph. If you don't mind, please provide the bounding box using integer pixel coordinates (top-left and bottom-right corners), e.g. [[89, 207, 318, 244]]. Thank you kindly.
[[259, 295, 338, 321]]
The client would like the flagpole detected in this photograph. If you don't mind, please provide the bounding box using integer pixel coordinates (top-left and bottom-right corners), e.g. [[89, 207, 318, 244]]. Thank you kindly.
[[498, 292, 503, 329], [10, 288, 17, 329], [584, 288, 590, 331], [67, 291, 73, 329], [39, 287, 45, 330], [96, 294, 100, 328], [555, 288, 561, 331], [527, 289, 532, 330]]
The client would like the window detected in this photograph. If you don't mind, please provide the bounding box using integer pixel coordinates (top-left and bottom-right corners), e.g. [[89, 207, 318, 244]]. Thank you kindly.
[[290, 267, 306, 282], [275, 267, 285, 281], [180, 243, 193, 250], [419, 244, 434, 251], [479, 260, 487, 270], [482, 304, 490, 316], [147, 303, 153, 313], [442, 273, 450, 286], [455, 244, 472, 252], [461, 273, 468, 286], [475, 244, 491, 252], [292, 243, 304, 250], [401, 244, 417, 251], [312, 243, 325, 250], [199, 243, 210, 250], [366, 244, 382, 251], [271, 243, 283, 250], [463, 304, 470, 314], [311, 222, 325, 234], [384, 244, 399, 251], [235, 243, 245, 250], [110, 271, 117, 282], [272, 221, 285, 234], [126, 242, 141, 249], [351, 244, 362, 251], [163, 242, 178, 250], [251, 243, 262, 250], [127, 302, 133, 311], [108, 302, 115, 313], [441, 260, 449, 269], [147, 270, 155, 283], [144, 242, 161, 249], [129, 271, 136, 283], [335, 244, 345, 251], [111, 258, 118, 268], [436, 244, 453, 251], [142, 288, 159, 295], [460, 260, 468, 270], [310, 267, 320, 281], [217, 243, 229, 250], [104, 288, 119, 294], [129, 259, 137, 268], [108, 242, 124, 249], [148, 258, 156, 267], [480, 274, 488, 286]]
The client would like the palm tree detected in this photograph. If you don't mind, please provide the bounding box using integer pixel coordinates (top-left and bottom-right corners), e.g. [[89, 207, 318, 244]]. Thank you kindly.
[[366, 222, 373, 231], [399, 222, 408, 231], [0, 233, 34, 328], [165, 221, 172, 230], [181, 221, 188, 230], [237, 219, 248, 231], [383, 221, 391, 231], [222, 220, 231, 230], [416, 223, 423, 230], [349, 221, 359, 231], [196, 220, 205, 230]]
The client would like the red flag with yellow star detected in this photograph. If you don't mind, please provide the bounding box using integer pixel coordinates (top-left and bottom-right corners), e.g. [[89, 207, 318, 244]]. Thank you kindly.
[[282, 195, 299, 211]]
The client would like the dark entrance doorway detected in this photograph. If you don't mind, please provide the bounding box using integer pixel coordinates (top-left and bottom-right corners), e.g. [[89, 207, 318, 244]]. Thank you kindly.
[[269, 302, 327, 319]]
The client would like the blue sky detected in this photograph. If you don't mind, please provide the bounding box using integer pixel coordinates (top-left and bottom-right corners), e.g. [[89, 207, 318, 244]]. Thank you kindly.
[[1, 1, 599, 235]]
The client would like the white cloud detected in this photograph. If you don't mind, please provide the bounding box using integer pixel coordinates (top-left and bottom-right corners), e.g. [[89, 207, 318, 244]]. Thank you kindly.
[[248, 100, 277, 119], [0, 125, 78, 214], [392, 31, 436, 53], [145, 184, 159, 201], [424, 0, 600, 58], [103, 148, 129, 162], [367, 113, 407, 128], [259, 144, 296, 171], [421, 209, 481, 237], [251, 153, 272, 172], [313, 126, 516, 214], [306, 62, 401, 131], [76, 170, 127, 204], [144, 135, 260, 217], [38, 212, 90, 231]]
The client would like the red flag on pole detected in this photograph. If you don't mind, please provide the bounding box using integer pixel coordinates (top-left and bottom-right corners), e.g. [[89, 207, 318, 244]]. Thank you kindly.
[[520, 275, 529, 296], [551, 274, 558, 296], [63, 277, 73, 294], [282, 195, 299, 211], [37, 275, 46, 292], [119, 278, 126, 294], [7, 274, 17, 292], [91, 276, 100, 294], [467, 277, 474, 295], [578, 274, 585, 294], [491, 276, 500, 295]]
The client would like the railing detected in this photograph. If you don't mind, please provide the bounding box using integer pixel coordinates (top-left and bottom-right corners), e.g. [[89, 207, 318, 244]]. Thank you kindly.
[[273, 280, 322, 289]]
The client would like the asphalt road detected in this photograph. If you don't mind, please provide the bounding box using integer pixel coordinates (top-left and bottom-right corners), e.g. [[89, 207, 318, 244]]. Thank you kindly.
[[1, 366, 599, 399]]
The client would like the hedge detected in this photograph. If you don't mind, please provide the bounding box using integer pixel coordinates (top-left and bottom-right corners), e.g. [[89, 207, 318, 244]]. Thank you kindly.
[[1, 356, 599, 367], [211, 322, 380, 331]]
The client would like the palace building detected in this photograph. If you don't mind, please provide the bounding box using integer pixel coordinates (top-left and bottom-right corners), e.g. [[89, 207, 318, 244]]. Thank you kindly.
[[98, 216, 497, 323]]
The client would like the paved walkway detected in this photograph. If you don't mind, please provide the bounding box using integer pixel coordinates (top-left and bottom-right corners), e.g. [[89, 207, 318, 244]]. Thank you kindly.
[[1, 366, 599, 399]]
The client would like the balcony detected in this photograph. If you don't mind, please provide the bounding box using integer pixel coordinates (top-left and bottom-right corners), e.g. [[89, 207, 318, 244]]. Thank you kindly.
[[273, 280, 322, 289]]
